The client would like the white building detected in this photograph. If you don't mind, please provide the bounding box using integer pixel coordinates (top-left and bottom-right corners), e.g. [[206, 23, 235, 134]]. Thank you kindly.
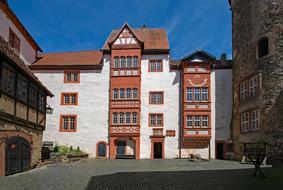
[[31, 23, 233, 160]]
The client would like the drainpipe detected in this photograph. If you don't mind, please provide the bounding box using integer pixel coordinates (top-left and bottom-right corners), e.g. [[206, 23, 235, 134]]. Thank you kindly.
[[178, 65, 183, 158]]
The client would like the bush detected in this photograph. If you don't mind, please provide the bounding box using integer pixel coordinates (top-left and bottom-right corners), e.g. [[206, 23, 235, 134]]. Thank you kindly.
[[53, 145, 59, 152], [52, 145, 82, 154]]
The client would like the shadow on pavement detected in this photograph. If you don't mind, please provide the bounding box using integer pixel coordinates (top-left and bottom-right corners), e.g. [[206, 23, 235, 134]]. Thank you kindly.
[[85, 168, 283, 190]]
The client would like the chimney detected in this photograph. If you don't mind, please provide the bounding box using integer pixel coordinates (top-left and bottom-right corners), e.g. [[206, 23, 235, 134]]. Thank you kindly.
[[220, 53, 227, 65], [141, 24, 147, 29]]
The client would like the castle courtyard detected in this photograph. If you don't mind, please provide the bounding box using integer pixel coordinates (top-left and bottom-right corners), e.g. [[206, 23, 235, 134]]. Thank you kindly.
[[0, 159, 282, 190]]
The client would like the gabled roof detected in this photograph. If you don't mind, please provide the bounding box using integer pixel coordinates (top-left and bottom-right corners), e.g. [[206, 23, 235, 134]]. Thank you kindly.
[[182, 50, 216, 62], [0, 0, 42, 51], [31, 50, 103, 69], [107, 23, 143, 46], [103, 24, 169, 52], [0, 35, 52, 96]]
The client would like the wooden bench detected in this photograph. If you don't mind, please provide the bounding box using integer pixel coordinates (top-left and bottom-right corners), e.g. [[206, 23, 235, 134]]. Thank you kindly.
[[115, 154, 135, 159]]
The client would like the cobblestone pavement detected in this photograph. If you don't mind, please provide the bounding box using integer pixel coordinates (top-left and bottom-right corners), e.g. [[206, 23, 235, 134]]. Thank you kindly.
[[0, 159, 280, 190]]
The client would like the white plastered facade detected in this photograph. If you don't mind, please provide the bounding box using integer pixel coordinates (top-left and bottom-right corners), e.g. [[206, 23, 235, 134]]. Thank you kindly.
[[34, 56, 110, 157], [140, 54, 180, 159], [0, 10, 37, 64]]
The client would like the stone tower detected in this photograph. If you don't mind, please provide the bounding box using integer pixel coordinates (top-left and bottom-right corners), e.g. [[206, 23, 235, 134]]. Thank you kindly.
[[230, 0, 283, 162]]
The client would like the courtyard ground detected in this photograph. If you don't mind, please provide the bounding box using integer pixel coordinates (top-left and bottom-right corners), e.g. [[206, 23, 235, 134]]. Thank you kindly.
[[0, 159, 282, 190]]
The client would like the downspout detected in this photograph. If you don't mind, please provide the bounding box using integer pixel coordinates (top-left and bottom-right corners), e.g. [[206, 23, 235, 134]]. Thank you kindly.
[[178, 64, 183, 158]]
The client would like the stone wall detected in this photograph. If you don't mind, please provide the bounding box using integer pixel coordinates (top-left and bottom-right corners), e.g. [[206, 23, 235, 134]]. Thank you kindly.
[[231, 0, 283, 161]]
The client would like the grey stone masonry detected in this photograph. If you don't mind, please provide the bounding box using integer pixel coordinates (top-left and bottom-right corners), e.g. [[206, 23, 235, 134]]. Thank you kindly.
[[231, 0, 283, 162]]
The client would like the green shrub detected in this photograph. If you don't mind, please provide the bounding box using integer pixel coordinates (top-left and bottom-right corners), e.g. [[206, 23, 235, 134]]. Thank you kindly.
[[52, 145, 82, 154], [53, 145, 59, 152]]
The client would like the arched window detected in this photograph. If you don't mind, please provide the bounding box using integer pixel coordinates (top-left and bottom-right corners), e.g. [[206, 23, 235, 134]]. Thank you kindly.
[[126, 88, 131, 99], [126, 56, 132, 68], [120, 88, 125, 99], [113, 88, 118, 99], [114, 57, 119, 68], [132, 88, 138, 99], [126, 112, 131, 124], [133, 56, 138, 68], [132, 112, 137, 124], [97, 142, 107, 157], [119, 112, 124, 124], [120, 57, 125, 68], [257, 37, 269, 58], [113, 112, 118, 124]]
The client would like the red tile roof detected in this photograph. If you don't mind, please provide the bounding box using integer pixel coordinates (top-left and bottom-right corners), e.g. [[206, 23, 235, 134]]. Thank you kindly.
[[103, 27, 169, 51], [32, 50, 103, 67]]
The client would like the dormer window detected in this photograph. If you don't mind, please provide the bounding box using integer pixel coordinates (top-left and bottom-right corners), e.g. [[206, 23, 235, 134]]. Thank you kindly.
[[9, 28, 20, 54], [257, 37, 269, 59]]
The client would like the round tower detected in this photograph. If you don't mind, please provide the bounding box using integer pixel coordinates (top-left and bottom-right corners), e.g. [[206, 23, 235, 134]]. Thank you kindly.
[[230, 0, 283, 163]]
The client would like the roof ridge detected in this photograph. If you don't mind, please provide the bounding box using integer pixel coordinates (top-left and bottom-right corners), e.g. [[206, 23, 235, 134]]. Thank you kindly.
[[39, 49, 102, 55]]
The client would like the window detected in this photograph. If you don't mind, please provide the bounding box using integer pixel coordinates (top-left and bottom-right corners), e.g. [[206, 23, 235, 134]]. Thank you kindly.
[[9, 29, 20, 54], [149, 114, 163, 127], [119, 113, 124, 124], [29, 83, 37, 107], [186, 88, 209, 102], [126, 112, 131, 124], [126, 88, 131, 99], [251, 110, 260, 131], [198, 67, 207, 72], [186, 116, 193, 128], [240, 110, 260, 132], [249, 76, 257, 96], [187, 115, 209, 128], [126, 57, 132, 68], [186, 88, 193, 102], [257, 37, 269, 58], [61, 93, 78, 105], [120, 88, 125, 99], [194, 88, 201, 101], [60, 115, 77, 132], [17, 74, 28, 102], [187, 67, 196, 72], [240, 74, 259, 101], [113, 89, 118, 99], [194, 116, 201, 127], [132, 88, 138, 99], [64, 71, 80, 83], [202, 88, 208, 101], [202, 116, 208, 128], [132, 112, 137, 124], [240, 112, 250, 132], [113, 113, 118, 124], [133, 56, 138, 68], [149, 92, 163, 104], [2, 63, 15, 95], [240, 81, 248, 101], [38, 91, 46, 112], [149, 60, 162, 72], [114, 57, 119, 68], [120, 57, 125, 68]]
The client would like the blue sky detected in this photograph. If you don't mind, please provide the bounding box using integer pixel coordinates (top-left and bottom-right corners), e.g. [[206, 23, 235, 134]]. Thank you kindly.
[[9, 0, 232, 59]]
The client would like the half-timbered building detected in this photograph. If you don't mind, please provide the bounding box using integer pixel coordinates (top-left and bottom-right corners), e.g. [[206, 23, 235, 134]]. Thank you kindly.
[[0, 0, 52, 176]]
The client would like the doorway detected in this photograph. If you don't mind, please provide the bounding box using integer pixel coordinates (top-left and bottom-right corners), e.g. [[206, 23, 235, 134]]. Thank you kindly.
[[216, 143, 224, 159], [116, 141, 126, 155], [153, 142, 162, 159], [5, 136, 31, 175]]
